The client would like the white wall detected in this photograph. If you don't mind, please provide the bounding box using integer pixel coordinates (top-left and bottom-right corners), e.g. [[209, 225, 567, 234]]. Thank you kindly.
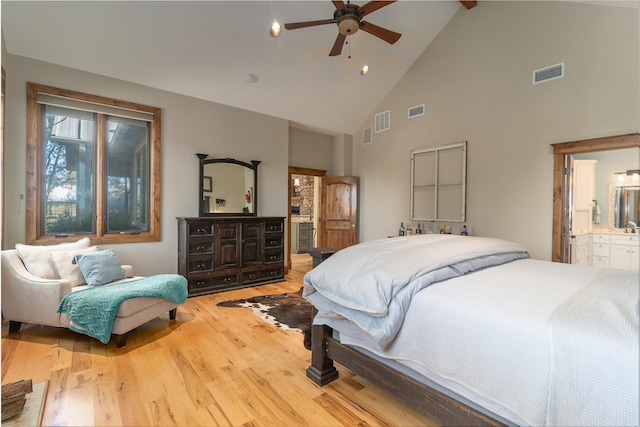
[[4, 55, 289, 275], [288, 127, 334, 172], [352, 1, 639, 260]]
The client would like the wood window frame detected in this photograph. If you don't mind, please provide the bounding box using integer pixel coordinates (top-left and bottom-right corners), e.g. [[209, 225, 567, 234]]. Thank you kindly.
[[26, 82, 162, 245]]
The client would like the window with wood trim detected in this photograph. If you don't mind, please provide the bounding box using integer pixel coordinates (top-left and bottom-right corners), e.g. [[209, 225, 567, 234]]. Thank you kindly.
[[26, 83, 162, 245]]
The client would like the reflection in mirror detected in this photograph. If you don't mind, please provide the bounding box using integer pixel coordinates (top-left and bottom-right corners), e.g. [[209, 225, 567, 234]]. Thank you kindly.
[[574, 148, 640, 229], [197, 154, 260, 216], [614, 186, 640, 228]]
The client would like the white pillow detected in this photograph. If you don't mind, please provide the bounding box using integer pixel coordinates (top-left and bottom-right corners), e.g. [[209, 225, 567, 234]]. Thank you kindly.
[[15, 237, 91, 279], [50, 246, 99, 286]]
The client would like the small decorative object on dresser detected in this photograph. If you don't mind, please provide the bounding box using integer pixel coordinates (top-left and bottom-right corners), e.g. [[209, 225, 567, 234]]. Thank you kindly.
[[177, 217, 285, 296]]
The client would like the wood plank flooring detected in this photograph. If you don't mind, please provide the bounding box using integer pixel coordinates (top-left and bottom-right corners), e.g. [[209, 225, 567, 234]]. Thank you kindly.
[[1, 254, 437, 426]]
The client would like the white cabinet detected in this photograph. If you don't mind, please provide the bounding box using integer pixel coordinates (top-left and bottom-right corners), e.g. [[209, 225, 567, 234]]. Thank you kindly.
[[572, 234, 591, 266], [609, 235, 640, 270], [572, 160, 597, 234], [591, 234, 610, 268]]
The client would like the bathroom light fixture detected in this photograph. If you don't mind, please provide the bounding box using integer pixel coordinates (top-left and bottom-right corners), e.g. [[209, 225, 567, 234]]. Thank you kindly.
[[270, 22, 282, 37], [361, 65, 370, 76], [616, 169, 640, 183]]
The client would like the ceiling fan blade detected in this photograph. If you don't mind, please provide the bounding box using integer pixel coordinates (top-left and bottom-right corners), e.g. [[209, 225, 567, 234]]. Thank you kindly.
[[332, 0, 346, 11], [360, 21, 401, 44], [329, 33, 347, 56], [359, 1, 396, 17], [284, 19, 336, 30]]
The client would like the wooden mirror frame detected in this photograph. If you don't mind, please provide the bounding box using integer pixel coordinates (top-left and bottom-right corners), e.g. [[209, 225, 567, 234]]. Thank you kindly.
[[197, 153, 260, 217], [551, 133, 640, 262]]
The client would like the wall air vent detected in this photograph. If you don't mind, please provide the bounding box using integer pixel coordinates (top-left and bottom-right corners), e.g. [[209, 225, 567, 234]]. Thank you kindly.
[[533, 62, 564, 85], [363, 127, 373, 145], [408, 104, 425, 118], [375, 110, 390, 133]]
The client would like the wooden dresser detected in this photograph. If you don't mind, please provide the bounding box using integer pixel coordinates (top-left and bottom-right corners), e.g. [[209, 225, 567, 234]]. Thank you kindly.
[[177, 216, 285, 296]]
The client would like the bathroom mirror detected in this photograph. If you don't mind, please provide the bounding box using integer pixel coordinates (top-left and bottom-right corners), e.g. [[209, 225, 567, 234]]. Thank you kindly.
[[197, 154, 260, 216], [613, 186, 640, 228]]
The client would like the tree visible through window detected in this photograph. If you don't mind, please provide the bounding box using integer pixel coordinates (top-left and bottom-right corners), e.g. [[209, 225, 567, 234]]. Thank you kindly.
[[27, 83, 161, 245]]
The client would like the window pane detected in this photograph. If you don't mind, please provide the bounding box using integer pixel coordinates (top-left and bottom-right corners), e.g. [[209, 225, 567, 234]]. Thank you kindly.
[[42, 105, 96, 235], [106, 116, 150, 233]]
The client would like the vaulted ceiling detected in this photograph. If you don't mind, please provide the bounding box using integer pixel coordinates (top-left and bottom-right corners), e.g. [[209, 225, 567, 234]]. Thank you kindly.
[[2, 1, 483, 135]]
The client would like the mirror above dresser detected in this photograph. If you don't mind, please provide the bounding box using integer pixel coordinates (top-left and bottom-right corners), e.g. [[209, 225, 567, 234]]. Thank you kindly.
[[196, 153, 260, 216]]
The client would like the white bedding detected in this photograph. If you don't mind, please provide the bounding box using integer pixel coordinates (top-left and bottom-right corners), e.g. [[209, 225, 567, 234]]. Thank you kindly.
[[304, 236, 639, 427], [304, 234, 528, 348]]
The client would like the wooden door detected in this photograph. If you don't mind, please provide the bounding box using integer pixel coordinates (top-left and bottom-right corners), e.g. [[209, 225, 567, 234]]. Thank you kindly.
[[318, 176, 358, 251]]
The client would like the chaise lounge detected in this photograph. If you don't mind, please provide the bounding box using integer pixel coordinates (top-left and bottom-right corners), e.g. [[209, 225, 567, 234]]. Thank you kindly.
[[1, 238, 187, 347]]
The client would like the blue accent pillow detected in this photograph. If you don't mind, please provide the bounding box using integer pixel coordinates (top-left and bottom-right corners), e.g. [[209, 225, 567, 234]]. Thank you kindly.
[[75, 249, 126, 287]]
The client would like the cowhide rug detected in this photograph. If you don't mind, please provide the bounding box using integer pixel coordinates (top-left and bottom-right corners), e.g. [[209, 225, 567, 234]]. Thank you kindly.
[[217, 289, 312, 350]]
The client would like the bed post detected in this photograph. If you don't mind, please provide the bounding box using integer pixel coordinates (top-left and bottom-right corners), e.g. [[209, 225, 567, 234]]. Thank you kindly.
[[306, 309, 339, 386]]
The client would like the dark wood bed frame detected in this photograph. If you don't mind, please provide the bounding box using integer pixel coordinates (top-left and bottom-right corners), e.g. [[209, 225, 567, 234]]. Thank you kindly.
[[306, 322, 507, 427]]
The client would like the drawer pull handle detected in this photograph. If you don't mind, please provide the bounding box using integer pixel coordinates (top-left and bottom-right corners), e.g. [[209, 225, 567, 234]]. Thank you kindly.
[[270, 270, 279, 276], [269, 255, 278, 261], [223, 277, 232, 283], [197, 263, 207, 270], [196, 245, 206, 252], [196, 228, 206, 234], [248, 273, 257, 280], [270, 240, 278, 246], [195, 281, 206, 287]]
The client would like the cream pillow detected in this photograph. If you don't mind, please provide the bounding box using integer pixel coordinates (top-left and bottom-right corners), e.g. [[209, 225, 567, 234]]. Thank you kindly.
[[15, 237, 91, 279], [50, 246, 99, 286]]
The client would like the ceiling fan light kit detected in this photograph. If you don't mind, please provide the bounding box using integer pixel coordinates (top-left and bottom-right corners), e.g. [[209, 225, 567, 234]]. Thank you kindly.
[[283, 0, 401, 57], [270, 22, 282, 37]]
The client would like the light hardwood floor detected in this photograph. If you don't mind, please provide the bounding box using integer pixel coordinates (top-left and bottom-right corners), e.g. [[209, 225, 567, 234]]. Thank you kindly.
[[1, 254, 437, 426]]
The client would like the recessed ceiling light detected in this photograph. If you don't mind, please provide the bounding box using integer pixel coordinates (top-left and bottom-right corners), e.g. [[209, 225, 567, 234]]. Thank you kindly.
[[270, 22, 282, 37], [361, 65, 370, 76]]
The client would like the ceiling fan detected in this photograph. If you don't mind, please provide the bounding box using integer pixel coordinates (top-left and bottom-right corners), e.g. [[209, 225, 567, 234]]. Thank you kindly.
[[284, 0, 401, 57]]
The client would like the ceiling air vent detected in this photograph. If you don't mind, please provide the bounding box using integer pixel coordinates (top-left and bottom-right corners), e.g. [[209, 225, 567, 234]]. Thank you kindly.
[[363, 127, 373, 145], [375, 110, 390, 133], [408, 104, 425, 119], [533, 62, 564, 85]]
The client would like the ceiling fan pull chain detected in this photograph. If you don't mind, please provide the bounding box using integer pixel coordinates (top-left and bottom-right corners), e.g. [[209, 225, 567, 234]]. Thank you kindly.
[[347, 35, 351, 59]]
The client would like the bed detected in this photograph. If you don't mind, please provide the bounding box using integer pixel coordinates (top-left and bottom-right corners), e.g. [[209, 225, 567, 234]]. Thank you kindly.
[[302, 234, 639, 427]]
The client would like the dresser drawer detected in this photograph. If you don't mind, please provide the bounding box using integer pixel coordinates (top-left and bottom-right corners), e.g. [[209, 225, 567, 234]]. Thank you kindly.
[[188, 239, 213, 255], [242, 267, 284, 284], [265, 221, 283, 233], [189, 223, 213, 237], [592, 256, 610, 268], [188, 273, 239, 294], [592, 243, 609, 257], [265, 236, 283, 248], [264, 248, 283, 263], [187, 257, 214, 274], [610, 235, 640, 246], [592, 234, 610, 244]]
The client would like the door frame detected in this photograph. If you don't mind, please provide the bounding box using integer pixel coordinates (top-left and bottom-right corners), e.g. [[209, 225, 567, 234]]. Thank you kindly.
[[288, 166, 327, 269], [551, 133, 639, 262]]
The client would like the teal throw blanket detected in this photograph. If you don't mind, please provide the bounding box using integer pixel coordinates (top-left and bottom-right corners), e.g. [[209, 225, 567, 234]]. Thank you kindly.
[[58, 274, 188, 344]]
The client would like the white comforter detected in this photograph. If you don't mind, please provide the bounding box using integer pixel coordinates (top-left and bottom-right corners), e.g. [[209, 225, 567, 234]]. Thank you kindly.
[[303, 235, 639, 427], [304, 234, 529, 348]]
